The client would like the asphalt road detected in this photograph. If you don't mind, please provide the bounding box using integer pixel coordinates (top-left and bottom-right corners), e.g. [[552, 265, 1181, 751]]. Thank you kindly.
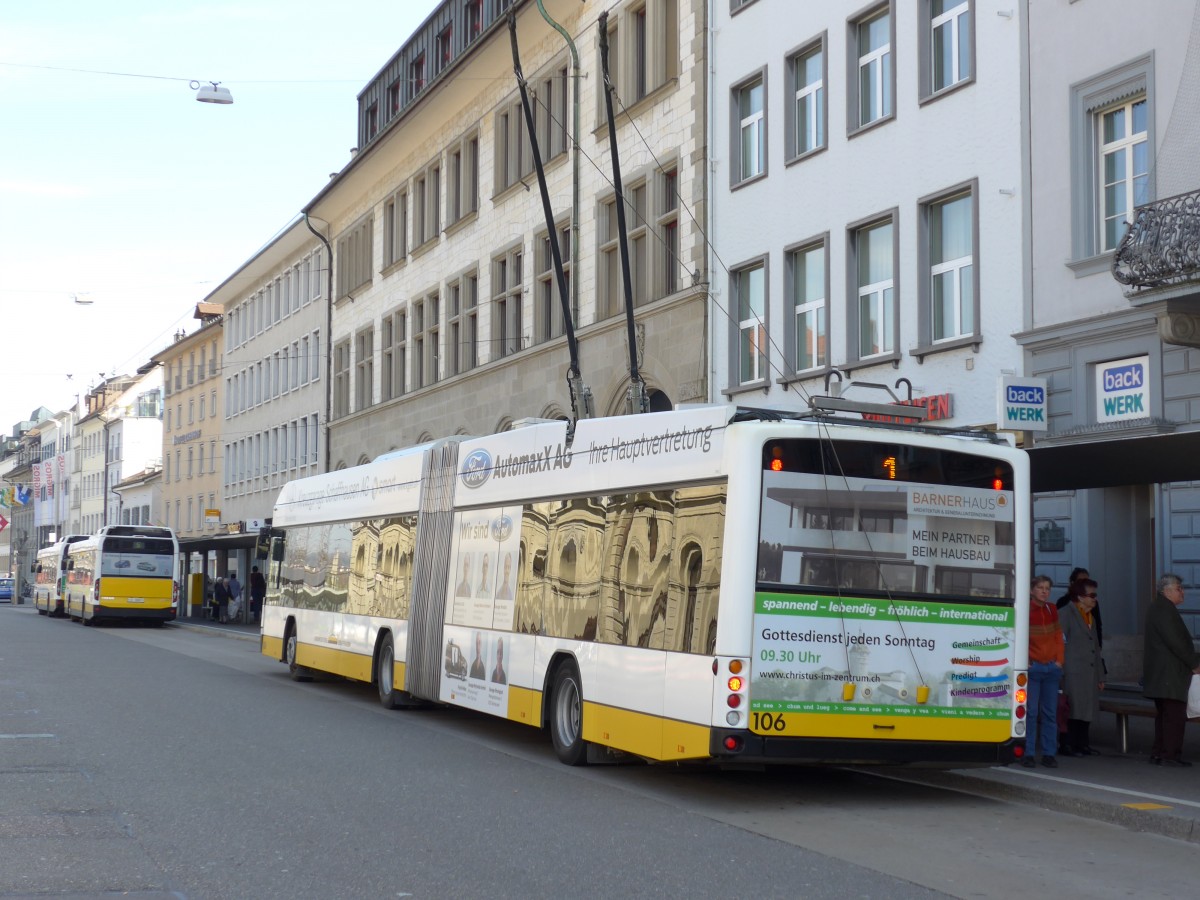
[[1, 605, 1194, 899]]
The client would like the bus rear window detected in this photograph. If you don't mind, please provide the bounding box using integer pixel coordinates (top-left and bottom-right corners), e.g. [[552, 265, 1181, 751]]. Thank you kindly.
[[758, 439, 1015, 599]]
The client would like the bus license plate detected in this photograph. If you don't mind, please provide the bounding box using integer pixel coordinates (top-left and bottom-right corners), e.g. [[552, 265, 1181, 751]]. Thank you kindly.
[[128, 598, 145, 604]]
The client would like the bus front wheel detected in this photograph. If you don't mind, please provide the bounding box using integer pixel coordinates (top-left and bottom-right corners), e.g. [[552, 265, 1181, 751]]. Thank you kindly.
[[550, 661, 587, 766], [285, 625, 312, 682]]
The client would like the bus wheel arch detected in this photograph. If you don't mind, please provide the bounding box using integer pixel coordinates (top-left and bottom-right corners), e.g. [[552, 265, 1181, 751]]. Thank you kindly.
[[547, 655, 588, 766]]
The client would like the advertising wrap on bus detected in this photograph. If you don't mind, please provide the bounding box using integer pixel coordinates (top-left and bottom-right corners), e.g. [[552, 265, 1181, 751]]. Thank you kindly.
[[751, 593, 1015, 732]]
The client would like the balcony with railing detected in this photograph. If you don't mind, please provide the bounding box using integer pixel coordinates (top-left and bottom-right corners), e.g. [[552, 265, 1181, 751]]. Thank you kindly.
[[1113, 189, 1200, 290]]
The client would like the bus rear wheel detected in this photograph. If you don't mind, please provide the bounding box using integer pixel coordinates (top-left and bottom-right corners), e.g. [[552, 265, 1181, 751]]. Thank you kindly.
[[377, 633, 401, 708], [285, 625, 312, 682], [550, 661, 587, 766]]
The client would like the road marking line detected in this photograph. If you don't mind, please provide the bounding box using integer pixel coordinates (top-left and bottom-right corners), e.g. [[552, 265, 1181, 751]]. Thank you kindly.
[[0, 733, 57, 739]]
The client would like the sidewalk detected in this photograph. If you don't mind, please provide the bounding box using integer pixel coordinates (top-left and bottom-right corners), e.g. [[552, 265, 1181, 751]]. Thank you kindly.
[[169, 613, 261, 642], [174, 617, 1200, 843], [872, 708, 1200, 844]]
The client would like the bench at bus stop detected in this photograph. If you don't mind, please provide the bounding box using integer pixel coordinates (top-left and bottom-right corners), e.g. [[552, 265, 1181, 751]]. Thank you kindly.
[[1098, 683, 1155, 754]]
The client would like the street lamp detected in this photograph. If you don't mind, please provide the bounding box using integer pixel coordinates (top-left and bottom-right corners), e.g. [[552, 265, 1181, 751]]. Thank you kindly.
[[192, 81, 233, 104]]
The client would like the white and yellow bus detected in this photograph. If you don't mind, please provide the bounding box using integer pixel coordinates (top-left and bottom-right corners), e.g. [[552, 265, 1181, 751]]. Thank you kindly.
[[33, 535, 88, 617], [64, 526, 180, 625], [262, 405, 1031, 767]]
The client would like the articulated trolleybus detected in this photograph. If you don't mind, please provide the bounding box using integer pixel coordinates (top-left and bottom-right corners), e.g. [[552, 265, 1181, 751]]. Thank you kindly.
[[63, 525, 180, 625], [262, 404, 1030, 767]]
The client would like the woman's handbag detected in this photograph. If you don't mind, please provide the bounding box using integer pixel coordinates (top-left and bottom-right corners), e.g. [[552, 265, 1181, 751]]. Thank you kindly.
[[1187, 674, 1200, 721]]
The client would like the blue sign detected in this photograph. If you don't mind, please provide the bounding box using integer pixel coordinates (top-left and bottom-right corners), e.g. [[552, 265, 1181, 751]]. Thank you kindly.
[[998, 376, 1048, 432]]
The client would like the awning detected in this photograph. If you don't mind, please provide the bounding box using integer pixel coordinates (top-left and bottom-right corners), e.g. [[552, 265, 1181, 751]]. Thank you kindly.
[[178, 532, 259, 555], [1028, 429, 1200, 492]]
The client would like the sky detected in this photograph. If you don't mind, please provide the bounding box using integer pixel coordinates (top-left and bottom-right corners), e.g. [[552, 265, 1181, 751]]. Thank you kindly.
[[0, 0, 440, 434]]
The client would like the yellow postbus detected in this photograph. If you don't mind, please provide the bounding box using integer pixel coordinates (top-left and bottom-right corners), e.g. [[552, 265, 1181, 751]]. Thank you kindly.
[[33, 536, 88, 617], [64, 526, 180, 625]]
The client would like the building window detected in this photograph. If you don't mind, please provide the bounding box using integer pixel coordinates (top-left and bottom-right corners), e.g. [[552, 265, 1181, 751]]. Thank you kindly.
[[336, 214, 373, 300], [534, 63, 570, 161], [628, 181, 650, 306], [492, 246, 524, 360], [467, 0, 483, 42], [786, 239, 827, 373], [413, 162, 441, 248], [658, 165, 680, 296], [384, 188, 407, 268], [410, 52, 426, 99], [926, 188, 976, 342], [366, 103, 379, 140], [786, 37, 826, 160], [535, 222, 571, 344], [437, 24, 453, 75], [1069, 56, 1153, 266], [851, 5, 893, 131], [852, 218, 896, 359], [464, 273, 479, 371], [387, 79, 401, 116], [732, 71, 766, 184], [494, 102, 534, 194], [382, 309, 406, 401], [598, 195, 621, 320], [921, 0, 972, 98], [333, 339, 351, 418], [446, 273, 480, 376], [447, 133, 479, 227], [1099, 98, 1149, 252], [414, 290, 440, 387], [355, 327, 374, 411], [603, 0, 677, 108], [732, 260, 767, 386]]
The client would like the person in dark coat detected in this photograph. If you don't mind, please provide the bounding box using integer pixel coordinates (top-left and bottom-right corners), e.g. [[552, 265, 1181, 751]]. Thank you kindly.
[[1061, 579, 1103, 755], [249, 566, 267, 624], [1143, 573, 1200, 767]]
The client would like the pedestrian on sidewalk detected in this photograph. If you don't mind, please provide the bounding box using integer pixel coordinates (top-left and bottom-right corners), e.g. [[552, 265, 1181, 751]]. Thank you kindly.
[[249, 566, 266, 624], [1143, 573, 1200, 767], [1061, 578, 1103, 756], [214, 577, 230, 624], [227, 573, 243, 622], [1023, 575, 1064, 769]]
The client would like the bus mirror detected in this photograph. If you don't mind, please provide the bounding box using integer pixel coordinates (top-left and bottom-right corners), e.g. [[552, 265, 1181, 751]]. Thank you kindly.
[[256, 527, 272, 560], [271, 537, 285, 562]]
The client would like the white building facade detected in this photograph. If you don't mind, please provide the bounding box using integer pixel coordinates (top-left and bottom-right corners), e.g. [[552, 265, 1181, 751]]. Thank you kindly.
[[710, 0, 1027, 424], [219, 220, 326, 526], [1022, 0, 1200, 676]]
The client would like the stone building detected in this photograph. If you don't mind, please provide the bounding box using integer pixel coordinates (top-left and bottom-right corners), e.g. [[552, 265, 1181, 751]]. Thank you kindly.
[[304, 0, 711, 468]]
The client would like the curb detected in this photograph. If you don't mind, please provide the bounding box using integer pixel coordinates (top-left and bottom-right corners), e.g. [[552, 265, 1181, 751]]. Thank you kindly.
[[883, 767, 1200, 844], [167, 620, 261, 644]]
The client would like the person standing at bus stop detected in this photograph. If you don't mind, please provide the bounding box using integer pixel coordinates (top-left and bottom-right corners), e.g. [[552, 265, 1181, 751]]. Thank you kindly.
[[249, 566, 266, 624], [227, 572, 243, 623], [1143, 574, 1200, 767], [1023, 575, 1064, 768]]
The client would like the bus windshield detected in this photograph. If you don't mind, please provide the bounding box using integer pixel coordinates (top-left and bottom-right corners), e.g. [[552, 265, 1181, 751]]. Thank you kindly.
[[758, 438, 1016, 600]]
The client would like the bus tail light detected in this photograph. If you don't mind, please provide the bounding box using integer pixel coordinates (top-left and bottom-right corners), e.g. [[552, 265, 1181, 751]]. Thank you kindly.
[[723, 735, 744, 752], [172, 580, 180, 607], [720, 658, 748, 726], [93, 578, 101, 604]]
